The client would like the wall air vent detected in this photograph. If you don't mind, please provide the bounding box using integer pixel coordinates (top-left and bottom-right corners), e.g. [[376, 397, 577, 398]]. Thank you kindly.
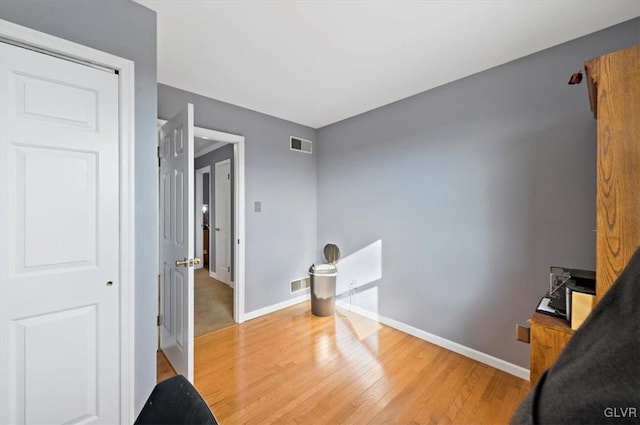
[[290, 276, 310, 293], [290, 136, 312, 154]]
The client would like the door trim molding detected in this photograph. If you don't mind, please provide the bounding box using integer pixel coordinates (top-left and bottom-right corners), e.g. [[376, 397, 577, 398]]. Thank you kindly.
[[0, 19, 137, 423], [206, 132, 245, 323]]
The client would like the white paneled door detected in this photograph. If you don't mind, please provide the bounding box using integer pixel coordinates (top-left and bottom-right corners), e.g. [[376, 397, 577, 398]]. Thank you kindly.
[[159, 104, 195, 382], [0, 42, 120, 424], [214, 159, 231, 284]]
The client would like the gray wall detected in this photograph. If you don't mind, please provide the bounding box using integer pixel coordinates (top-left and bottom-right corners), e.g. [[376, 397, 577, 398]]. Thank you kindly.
[[317, 18, 640, 369], [0, 0, 159, 413], [159, 84, 318, 312], [195, 144, 235, 280]]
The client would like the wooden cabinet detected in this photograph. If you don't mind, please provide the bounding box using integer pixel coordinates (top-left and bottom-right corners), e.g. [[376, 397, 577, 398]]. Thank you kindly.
[[528, 313, 573, 384], [586, 45, 640, 303], [527, 46, 640, 385]]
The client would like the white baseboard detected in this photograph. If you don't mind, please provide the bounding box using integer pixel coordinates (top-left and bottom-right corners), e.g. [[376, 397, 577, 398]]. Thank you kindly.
[[243, 294, 308, 322], [335, 300, 530, 381], [209, 270, 233, 287]]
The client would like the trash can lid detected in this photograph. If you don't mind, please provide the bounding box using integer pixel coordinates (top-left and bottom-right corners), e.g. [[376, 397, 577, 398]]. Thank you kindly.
[[323, 243, 340, 265], [309, 263, 337, 275]]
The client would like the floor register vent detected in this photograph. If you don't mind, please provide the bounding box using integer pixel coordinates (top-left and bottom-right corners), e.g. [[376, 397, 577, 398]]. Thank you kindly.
[[290, 136, 312, 154], [290, 276, 310, 293]]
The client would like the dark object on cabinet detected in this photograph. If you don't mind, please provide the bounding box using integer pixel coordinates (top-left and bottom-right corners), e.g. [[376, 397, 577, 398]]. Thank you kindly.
[[567, 71, 583, 84]]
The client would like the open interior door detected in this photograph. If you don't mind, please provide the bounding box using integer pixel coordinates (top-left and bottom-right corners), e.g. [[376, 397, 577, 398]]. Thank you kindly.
[[214, 160, 232, 284], [159, 104, 195, 382]]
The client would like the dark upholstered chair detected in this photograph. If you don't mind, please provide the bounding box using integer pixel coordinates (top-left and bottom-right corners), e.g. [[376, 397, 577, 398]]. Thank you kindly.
[[134, 375, 218, 425]]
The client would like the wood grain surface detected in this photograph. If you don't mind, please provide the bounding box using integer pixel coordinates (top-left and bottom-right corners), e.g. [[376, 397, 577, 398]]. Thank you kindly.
[[527, 313, 574, 385], [590, 46, 640, 302]]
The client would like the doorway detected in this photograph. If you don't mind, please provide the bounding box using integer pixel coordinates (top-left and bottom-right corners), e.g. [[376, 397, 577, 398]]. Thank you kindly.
[[194, 145, 234, 337], [157, 117, 245, 379]]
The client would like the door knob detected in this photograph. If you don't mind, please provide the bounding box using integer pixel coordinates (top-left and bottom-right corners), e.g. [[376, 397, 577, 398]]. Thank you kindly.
[[175, 257, 201, 267], [214, 227, 220, 232]]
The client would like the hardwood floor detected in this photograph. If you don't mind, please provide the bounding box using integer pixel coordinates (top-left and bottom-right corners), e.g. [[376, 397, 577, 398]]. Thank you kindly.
[[156, 350, 176, 383], [157, 302, 529, 424]]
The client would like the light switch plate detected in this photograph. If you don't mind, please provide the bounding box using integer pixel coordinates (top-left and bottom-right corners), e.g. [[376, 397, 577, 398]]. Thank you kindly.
[[254, 201, 261, 213]]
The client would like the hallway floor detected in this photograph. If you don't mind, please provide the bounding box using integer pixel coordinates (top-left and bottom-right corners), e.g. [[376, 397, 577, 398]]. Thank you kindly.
[[195, 267, 234, 337]]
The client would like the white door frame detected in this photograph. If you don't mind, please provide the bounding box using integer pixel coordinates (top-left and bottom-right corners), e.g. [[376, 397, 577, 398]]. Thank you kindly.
[[195, 166, 211, 270], [0, 19, 136, 424], [158, 121, 246, 323]]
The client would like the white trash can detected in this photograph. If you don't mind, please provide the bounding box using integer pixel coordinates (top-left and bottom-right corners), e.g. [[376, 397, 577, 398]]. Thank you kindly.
[[309, 264, 337, 316], [309, 243, 341, 317]]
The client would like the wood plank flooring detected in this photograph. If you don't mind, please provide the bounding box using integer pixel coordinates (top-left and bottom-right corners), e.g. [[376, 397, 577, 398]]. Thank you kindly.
[[157, 302, 529, 424], [157, 350, 176, 383]]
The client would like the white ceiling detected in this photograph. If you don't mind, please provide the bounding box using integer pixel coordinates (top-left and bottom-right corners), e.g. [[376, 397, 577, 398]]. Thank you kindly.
[[137, 0, 639, 129]]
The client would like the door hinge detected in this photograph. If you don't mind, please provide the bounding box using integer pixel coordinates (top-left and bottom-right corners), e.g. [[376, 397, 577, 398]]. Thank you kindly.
[[157, 315, 161, 326], [228, 266, 231, 272], [157, 146, 161, 167], [227, 173, 230, 180]]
